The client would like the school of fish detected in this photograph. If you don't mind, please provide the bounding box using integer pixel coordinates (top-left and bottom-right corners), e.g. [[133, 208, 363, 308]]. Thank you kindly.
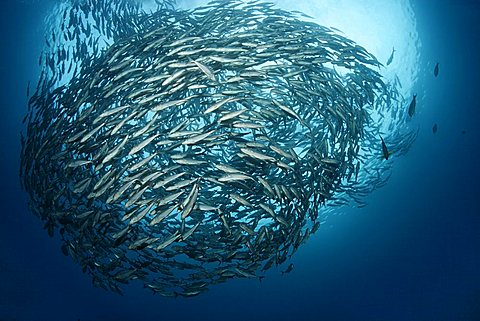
[[20, 0, 418, 297]]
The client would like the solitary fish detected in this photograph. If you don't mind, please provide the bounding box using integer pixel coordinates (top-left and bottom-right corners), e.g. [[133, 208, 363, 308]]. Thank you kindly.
[[432, 123, 438, 134], [281, 263, 294, 275], [434, 62, 439, 77], [386, 47, 395, 66], [380, 136, 389, 160], [26, 81, 31, 98], [408, 94, 417, 117]]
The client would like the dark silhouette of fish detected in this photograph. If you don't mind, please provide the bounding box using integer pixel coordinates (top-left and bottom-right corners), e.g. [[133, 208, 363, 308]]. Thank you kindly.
[[281, 263, 294, 275], [26, 80, 30, 98], [380, 136, 389, 160], [432, 123, 438, 134], [386, 47, 395, 66], [434, 62, 439, 77], [408, 94, 417, 117]]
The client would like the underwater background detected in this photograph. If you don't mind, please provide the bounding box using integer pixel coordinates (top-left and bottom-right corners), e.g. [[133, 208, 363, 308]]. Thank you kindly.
[[0, 0, 479, 320]]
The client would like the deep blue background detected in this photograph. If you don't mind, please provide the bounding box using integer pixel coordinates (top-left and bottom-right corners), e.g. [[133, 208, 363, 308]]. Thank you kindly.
[[1, 1, 479, 320]]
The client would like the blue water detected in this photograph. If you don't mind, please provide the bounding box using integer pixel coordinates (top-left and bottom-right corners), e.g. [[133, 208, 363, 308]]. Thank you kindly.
[[1, 1, 479, 320]]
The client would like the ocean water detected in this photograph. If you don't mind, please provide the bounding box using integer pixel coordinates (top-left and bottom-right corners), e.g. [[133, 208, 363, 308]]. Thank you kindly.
[[1, 0, 479, 320]]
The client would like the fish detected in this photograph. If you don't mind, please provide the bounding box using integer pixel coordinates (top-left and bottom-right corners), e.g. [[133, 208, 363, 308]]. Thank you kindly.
[[158, 191, 185, 207], [432, 123, 438, 134], [94, 105, 129, 124], [181, 130, 215, 145], [26, 81, 31, 98], [229, 193, 252, 207], [434, 62, 439, 77], [102, 135, 129, 164], [165, 178, 197, 191], [181, 222, 201, 241], [386, 47, 395, 66], [155, 232, 181, 251], [281, 263, 294, 275], [218, 173, 253, 182], [408, 94, 417, 117], [19, 0, 408, 297], [149, 204, 178, 226], [214, 163, 244, 174], [153, 172, 187, 189], [67, 159, 92, 168], [380, 136, 390, 160], [129, 203, 155, 225], [272, 99, 304, 124], [152, 98, 189, 112], [259, 203, 276, 218], [193, 60, 216, 82], [218, 109, 247, 123], [240, 148, 276, 162], [128, 134, 159, 156], [204, 97, 239, 114], [181, 180, 199, 219]]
